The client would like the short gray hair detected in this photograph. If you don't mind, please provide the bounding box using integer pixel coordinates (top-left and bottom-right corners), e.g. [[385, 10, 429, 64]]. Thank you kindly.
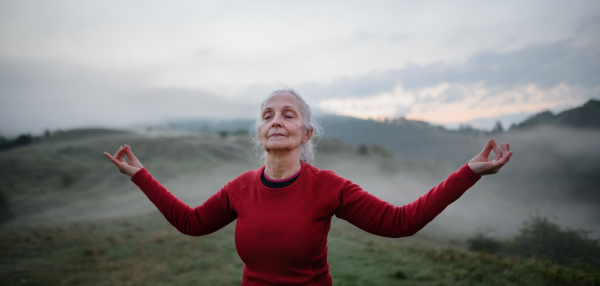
[[251, 88, 322, 164]]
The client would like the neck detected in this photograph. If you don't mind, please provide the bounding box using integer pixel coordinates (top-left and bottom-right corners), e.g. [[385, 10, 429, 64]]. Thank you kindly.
[[264, 149, 302, 180]]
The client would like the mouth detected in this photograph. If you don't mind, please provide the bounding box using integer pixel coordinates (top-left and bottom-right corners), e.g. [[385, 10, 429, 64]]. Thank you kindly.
[[269, 133, 287, 138]]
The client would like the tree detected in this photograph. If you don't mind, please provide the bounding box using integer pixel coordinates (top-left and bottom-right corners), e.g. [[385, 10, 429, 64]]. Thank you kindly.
[[491, 121, 504, 133]]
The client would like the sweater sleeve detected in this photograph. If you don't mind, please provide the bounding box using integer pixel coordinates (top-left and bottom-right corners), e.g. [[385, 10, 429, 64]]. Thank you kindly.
[[131, 168, 237, 236], [334, 163, 481, 238]]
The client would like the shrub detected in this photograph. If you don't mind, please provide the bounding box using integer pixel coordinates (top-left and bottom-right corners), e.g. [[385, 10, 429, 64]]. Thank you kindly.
[[358, 144, 368, 155], [370, 144, 393, 157], [0, 188, 14, 223], [467, 231, 503, 254], [0, 133, 34, 151], [507, 215, 600, 266]]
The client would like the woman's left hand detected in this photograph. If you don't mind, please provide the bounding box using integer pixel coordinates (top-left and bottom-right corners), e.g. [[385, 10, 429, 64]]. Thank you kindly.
[[468, 138, 513, 176]]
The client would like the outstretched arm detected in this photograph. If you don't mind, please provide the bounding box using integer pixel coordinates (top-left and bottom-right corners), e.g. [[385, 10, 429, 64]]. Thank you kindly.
[[104, 145, 236, 236], [336, 138, 512, 238], [336, 163, 481, 237], [131, 169, 237, 236]]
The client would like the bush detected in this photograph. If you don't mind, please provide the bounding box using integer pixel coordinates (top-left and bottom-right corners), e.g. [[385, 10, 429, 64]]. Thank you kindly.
[[0, 133, 34, 151], [0, 188, 14, 223], [217, 131, 228, 139], [370, 144, 393, 157], [507, 215, 600, 266], [358, 144, 368, 155], [467, 231, 503, 254]]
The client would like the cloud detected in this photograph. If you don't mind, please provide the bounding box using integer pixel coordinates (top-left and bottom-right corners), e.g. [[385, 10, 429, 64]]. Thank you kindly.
[[318, 85, 415, 120], [302, 40, 600, 100], [309, 40, 600, 129], [0, 59, 257, 136], [317, 81, 593, 126]]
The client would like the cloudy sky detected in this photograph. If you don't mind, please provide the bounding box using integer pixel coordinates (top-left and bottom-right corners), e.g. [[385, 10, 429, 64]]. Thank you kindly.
[[1, 0, 599, 136]]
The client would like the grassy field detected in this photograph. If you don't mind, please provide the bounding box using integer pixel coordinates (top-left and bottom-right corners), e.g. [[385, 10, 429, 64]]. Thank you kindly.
[[1, 129, 599, 285], [2, 212, 599, 286]]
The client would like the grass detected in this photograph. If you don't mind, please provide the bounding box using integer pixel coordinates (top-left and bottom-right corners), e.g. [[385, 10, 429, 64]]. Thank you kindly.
[[2, 129, 599, 285], [2, 212, 599, 286]]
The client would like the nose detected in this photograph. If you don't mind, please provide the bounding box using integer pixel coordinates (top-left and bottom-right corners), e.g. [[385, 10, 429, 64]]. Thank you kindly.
[[271, 113, 282, 127]]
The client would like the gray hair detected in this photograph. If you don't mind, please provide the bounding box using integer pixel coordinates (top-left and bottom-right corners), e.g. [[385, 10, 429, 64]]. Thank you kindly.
[[251, 88, 322, 164]]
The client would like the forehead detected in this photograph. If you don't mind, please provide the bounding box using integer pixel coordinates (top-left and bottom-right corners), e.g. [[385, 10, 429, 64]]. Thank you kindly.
[[262, 92, 301, 110]]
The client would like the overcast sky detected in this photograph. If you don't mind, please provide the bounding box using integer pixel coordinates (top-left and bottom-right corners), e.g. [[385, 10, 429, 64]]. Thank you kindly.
[[1, 0, 599, 136]]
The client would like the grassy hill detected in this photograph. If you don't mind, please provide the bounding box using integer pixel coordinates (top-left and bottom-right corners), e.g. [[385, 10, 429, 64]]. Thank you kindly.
[[511, 99, 600, 130], [1, 128, 600, 285], [110, 108, 600, 232]]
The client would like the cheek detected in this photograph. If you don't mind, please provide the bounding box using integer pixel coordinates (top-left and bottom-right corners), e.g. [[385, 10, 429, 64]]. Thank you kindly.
[[258, 123, 269, 137]]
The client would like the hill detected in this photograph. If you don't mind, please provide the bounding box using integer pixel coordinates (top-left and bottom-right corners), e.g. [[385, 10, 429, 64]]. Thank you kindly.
[[159, 103, 600, 222], [511, 99, 600, 130], [1, 128, 599, 285]]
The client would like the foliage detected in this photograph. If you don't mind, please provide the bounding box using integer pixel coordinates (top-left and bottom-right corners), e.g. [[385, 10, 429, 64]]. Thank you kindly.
[[370, 144, 393, 158], [511, 99, 600, 130], [466, 230, 503, 254], [0, 188, 14, 224], [425, 247, 600, 286], [218, 130, 229, 138], [357, 144, 369, 155], [491, 121, 504, 133], [506, 215, 600, 266], [0, 134, 33, 151], [468, 216, 600, 268]]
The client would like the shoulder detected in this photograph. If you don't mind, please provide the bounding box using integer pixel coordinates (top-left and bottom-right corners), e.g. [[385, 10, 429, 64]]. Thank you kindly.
[[222, 167, 262, 198], [303, 163, 350, 186]]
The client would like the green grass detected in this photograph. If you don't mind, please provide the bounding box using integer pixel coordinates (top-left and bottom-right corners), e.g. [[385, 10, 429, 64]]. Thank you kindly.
[[2, 129, 599, 285], [2, 213, 598, 286]]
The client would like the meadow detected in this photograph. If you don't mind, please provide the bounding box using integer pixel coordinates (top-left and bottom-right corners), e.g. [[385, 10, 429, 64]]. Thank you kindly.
[[1, 129, 599, 285]]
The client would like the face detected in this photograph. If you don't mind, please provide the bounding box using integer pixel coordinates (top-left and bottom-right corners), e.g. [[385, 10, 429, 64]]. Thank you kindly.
[[259, 92, 313, 154]]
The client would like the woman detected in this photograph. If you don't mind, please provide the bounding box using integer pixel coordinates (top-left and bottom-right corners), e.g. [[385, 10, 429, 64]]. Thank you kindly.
[[104, 89, 512, 286]]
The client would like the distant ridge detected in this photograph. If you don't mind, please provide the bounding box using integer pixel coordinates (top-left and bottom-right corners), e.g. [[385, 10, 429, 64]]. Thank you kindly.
[[510, 99, 600, 130]]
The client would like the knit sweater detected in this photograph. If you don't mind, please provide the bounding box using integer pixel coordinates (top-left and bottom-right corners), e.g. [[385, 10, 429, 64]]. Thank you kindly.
[[131, 162, 481, 285]]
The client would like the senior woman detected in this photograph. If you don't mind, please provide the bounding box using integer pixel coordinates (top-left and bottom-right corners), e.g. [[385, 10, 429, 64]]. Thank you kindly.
[[104, 89, 512, 286]]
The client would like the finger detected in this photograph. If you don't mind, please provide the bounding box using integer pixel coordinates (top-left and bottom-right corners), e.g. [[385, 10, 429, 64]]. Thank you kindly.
[[507, 142, 510, 151], [491, 138, 503, 161], [115, 146, 126, 161], [124, 145, 138, 162], [501, 151, 513, 163], [480, 139, 493, 158], [501, 142, 509, 155], [113, 146, 123, 158], [492, 151, 513, 167], [104, 152, 122, 167]]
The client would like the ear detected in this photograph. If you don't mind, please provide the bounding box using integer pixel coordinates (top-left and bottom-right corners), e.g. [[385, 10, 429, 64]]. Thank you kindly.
[[302, 128, 313, 143]]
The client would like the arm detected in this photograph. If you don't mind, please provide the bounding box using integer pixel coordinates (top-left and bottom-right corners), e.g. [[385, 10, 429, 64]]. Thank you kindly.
[[104, 145, 236, 236], [335, 138, 512, 238], [131, 168, 237, 236], [335, 163, 481, 238]]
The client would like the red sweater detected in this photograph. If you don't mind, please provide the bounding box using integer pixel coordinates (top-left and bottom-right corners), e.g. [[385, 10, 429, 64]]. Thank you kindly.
[[131, 162, 481, 285]]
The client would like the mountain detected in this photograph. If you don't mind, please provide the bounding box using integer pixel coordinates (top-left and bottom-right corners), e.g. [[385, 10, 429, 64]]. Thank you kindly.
[[511, 99, 600, 130]]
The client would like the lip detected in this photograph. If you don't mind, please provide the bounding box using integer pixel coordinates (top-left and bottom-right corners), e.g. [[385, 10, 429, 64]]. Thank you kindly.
[[269, 133, 286, 138]]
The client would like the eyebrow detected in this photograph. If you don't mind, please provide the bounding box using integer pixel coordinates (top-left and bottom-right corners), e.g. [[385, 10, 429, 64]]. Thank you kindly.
[[262, 106, 298, 111]]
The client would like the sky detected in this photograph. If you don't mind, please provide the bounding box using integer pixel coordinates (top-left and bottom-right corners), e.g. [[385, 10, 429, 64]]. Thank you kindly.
[[1, 0, 599, 136]]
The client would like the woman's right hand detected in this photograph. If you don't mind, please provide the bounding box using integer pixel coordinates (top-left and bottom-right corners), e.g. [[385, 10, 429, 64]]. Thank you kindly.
[[104, 144, 144, 177]]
